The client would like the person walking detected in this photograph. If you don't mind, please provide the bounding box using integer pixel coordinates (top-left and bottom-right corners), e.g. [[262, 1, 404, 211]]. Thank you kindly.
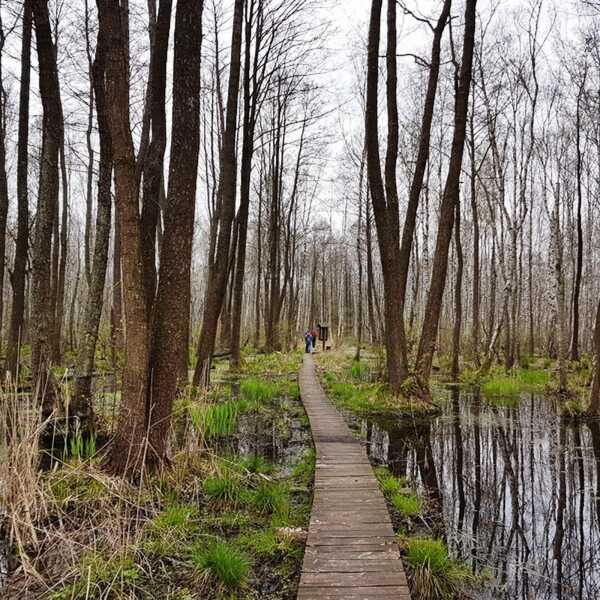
[[304, 329, 313, 353]]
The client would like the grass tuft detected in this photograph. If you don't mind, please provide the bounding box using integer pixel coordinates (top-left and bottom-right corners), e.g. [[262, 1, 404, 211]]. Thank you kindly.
[[391, 492, 422, 517], [51, 551, 140, 599], [405, 537, 476, 600], [190, 539, 249, 591], [202, 474, 245, 506]]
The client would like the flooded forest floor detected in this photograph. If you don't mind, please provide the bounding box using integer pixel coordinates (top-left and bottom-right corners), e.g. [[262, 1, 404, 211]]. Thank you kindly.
[[3, 345, 600, 600], [1, 350, 315, 600], [316, 347, 600, 600]]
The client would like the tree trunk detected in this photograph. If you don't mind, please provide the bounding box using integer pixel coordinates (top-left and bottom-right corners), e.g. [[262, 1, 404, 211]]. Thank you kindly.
[[6, 1, 31, 378], [571, 73, 585, 362], [30, 0, 64, 412], [148, 0, 203, 466], [0, 14, 10, 357], [72, 23, 113, 429], [99, 0, 151, 475], [415, 0, 477, 391], [141, 0, 172, 312], [451, 200, 463, 381], [193, 0, 244, 386], [365, 0, 406, 393]]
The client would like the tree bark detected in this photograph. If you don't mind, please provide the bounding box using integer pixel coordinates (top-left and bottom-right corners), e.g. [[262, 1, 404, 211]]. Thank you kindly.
[[99, 0, 151, 474], [415, 0, 477, 390], [141, 0, 172, 312], [6, 1, 31, 378], [148, 0, 203, 465], [193, 0, 244, 386], [72, 22, 113, 429], [365, 0, 406, 393], [0, 13, 10, 357], [30, 0, 64, 412]]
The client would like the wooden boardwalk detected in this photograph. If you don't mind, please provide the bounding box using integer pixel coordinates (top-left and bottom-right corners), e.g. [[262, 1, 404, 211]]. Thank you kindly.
[[297, 355, 411, 600]]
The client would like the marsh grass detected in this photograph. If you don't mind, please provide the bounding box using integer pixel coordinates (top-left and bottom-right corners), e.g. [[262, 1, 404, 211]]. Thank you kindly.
[[391, 492, 422, 517], [237, 527, 301, 560], [190, 539, 250, 592], [481, 368, 549, 399], [50, 551, 141, 600], [240, 378, 278, 404], [1, 349, 312, 599], [143, 504, 200, 556], [405, 537, 475, 600]]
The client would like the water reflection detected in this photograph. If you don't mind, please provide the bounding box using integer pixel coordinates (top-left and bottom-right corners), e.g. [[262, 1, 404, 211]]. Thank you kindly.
[[355, 391, 600, 600]]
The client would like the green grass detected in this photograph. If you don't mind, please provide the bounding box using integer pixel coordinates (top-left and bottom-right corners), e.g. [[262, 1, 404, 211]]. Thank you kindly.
[[292, 448, 316, 488], [143, 505, 199, 556], [375, 467, 404, 496], [239, 454, 274, 475], [481, 368, 549, 399], [51, 551, 140, 599], [188, 395, 260, 441], [240, 378, 279, 403], [190, 539, 249, 591], [349, 360, 370, 381], [237, 527, 302, 560], [202, 474, 245, 506], [249, 481, 290, 519], [405, 537, 476, 600], [391, 492, 422, 517]]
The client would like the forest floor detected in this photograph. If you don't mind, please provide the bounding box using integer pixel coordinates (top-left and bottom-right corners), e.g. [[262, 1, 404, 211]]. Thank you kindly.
[[1, 350, 315, 600], [2, 344, 595, 599]]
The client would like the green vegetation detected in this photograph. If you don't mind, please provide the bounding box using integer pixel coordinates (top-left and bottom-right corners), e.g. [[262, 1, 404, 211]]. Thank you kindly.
[[240, 377, 278, 403], [375, 466, 424, 520], [405, 537, 475, 600], [317, 348, 437, 415], [189, 399, 248, 441], [190, 538, 250, 592], [237, 527, 302, 560], [8, 349, 313, 600], [143, 505, 200, 556], [51, 551, 140, 600], [391, 492, 422, 517], [481, 368, 549, 399], [203, 473, 245, 506]]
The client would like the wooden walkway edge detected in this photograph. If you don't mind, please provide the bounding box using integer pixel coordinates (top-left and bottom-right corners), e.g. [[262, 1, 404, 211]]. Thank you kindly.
[[297, 355, 411, 600]]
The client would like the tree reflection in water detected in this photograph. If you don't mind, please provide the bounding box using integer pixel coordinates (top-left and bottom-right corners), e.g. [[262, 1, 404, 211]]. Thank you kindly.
[[358, 392, 600, 599]]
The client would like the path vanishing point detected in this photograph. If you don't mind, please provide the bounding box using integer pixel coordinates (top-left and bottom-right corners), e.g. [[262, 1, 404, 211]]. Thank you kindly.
[[297, 354, 411, 600]]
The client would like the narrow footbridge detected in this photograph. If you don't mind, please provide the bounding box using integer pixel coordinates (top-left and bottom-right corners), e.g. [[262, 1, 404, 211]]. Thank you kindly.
[[297, 355, 411, 600]]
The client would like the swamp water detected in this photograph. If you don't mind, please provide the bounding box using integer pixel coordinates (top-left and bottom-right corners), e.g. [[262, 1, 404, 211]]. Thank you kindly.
[[350, 390, 600, 600]]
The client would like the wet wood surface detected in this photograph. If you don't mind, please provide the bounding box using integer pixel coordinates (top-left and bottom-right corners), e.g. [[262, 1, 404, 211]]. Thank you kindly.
[[297, 355, 411, 600]]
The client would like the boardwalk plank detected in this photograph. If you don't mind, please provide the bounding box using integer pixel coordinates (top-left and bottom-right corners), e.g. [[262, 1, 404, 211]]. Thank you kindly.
[[297, 355, 411, 600]]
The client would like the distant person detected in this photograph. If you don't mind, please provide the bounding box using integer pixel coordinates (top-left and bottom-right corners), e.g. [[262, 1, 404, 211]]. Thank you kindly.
[[304, 330, 313, 354]]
